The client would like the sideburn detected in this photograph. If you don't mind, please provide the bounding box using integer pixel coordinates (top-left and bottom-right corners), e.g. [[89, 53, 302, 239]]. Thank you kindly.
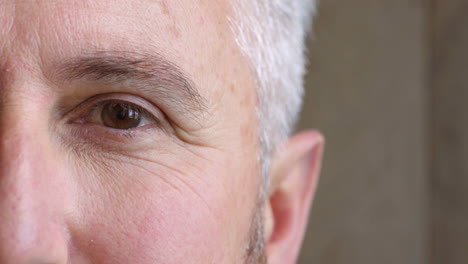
[[245, 204, 268, 264]]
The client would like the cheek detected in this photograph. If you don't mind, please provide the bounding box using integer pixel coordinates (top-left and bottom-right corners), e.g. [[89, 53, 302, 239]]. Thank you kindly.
[[66, 154, 246, 264], [77, 193, 223, 263]]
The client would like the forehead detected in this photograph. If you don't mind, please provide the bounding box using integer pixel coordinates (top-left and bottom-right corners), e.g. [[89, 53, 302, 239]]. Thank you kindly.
[[0, 0, 232, 47], [0, 0, 252, 101]]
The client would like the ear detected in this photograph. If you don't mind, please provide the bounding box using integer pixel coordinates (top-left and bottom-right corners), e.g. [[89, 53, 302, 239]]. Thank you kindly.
[[264, 130, 324, 264]]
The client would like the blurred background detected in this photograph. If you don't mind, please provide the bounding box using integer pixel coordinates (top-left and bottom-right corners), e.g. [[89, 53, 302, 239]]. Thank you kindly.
[[297, 1, 467, 264]]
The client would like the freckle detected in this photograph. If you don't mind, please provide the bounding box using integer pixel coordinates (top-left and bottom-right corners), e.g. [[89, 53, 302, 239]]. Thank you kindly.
[[2, 59, 14, 73], [240, 98, 247, 106], [240, 122, 254, 143], [229, 84, 235, 93], [169, 24, 181, 39], [197, 16, 205, 25], [243, 124, 250, 134], [159, 0, 170, 15]]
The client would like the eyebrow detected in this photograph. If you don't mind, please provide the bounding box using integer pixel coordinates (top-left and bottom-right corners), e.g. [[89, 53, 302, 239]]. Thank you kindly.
[[56, 50, 207, 116]]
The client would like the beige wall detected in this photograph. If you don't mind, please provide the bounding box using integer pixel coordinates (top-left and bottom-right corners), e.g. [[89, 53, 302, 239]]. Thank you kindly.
[[297, 1, 429, 263], [431, 1, 468, 263], [298, 1, 468, 263]]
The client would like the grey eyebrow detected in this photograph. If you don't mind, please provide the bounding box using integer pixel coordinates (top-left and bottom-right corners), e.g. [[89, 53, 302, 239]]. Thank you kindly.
[[57, 50, 207, 116]]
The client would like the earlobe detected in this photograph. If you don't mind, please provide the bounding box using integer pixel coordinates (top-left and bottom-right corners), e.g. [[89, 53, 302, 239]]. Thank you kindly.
[[264, 130, 324, 264]]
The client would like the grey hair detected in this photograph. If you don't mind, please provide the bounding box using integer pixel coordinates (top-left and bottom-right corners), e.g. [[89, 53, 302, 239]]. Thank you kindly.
[[229, 0, 317, 199]]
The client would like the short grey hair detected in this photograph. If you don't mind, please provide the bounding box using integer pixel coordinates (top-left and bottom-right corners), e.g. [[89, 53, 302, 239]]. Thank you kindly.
[[229, 0, 317, 198]]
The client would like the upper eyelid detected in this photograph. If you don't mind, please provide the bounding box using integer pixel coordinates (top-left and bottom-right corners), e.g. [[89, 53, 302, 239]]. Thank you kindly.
[[55, 51, 208, 119], [91, 100, 154, 117]]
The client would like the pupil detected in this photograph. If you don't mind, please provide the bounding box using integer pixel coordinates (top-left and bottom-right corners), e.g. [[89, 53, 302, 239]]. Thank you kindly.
[[116, 105, 126, 120], [102, 103, 141, 129]]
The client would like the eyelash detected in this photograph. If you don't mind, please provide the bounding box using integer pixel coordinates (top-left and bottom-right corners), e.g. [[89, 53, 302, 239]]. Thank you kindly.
[[67, 94, 162, 134], [85, 100, 157, 127]]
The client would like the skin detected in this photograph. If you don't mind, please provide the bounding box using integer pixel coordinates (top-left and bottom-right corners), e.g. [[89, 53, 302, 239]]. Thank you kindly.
[[0, 1, 324, 264]]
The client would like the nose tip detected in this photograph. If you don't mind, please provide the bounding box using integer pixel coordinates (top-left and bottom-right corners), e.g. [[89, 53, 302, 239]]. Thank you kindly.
[[0, 133, 69, 264]]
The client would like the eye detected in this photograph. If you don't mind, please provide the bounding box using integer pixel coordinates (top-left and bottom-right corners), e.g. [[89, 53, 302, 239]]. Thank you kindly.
[[101, 102, 142, 129], [84, 100, 158, 130]]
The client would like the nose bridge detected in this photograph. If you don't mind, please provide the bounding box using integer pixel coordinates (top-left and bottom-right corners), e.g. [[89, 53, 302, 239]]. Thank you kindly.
[[0, 128, 46, 218], [0, 102, 49, 197], [0, 103, 69, 263]]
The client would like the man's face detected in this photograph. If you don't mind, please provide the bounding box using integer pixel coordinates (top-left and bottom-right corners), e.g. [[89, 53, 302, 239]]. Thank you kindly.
[[0, 1, 263, 263]]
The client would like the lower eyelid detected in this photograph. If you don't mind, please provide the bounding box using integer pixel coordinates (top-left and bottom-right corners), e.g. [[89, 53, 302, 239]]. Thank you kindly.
[[69, 122, 160, 141], [58, 123, 165, 154]]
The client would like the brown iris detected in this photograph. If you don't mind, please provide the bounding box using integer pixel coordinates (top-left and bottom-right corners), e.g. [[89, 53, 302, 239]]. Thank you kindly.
[[101, 102, 142, 129]]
